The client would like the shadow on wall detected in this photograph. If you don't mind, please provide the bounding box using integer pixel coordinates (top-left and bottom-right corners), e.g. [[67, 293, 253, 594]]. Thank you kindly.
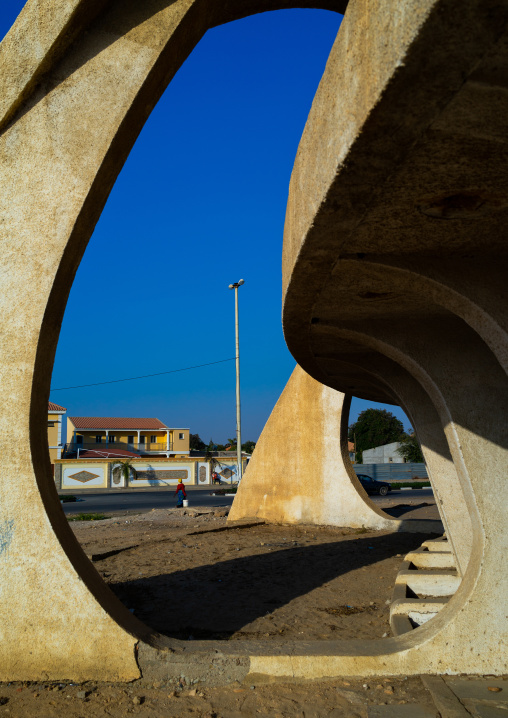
[[110, 531, 439, 639]]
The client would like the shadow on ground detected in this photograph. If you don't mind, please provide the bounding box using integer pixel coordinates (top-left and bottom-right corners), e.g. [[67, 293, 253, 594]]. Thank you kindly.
[[110, 531, 438, 639], [383, 502, 436, 518]]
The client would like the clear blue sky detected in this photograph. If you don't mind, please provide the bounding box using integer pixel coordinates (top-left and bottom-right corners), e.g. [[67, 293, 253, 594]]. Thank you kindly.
[[1, 3, 411, 442]]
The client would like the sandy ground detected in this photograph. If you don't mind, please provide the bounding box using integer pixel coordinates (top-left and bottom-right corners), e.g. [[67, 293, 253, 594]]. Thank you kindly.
[[73, 504, 441, 642], [0, 502, 443, 717], [0, 675, 438, 717]]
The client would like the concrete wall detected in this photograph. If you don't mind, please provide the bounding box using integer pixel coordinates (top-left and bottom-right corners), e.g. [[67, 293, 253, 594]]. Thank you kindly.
[[354, 463, 429, 481], [362, 442, 404, 464], [56, 458, 211, 489]]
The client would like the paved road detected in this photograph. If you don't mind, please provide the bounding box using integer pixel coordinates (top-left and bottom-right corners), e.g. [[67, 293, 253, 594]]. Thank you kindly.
[[61, 488, 236, 514], [61, 486, 434, 514], [371, 487, 434, 503]]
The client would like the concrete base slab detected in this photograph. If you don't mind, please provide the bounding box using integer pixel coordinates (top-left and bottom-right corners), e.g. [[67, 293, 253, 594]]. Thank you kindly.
[[368, 706, 436, 718], [467, 706, 508, 718], [445, 679, 508, 702], [422, 676, 471, 718]]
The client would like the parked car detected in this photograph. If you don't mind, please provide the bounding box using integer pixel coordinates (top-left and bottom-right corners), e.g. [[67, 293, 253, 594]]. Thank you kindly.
[[356, 474, 391, 496]]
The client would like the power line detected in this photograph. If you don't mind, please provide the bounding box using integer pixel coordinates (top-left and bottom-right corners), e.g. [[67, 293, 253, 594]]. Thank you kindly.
[[50, 357, 236, 391]]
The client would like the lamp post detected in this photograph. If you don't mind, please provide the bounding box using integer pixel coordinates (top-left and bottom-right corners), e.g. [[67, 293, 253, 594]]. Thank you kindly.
[[228, 279, 244, 482]]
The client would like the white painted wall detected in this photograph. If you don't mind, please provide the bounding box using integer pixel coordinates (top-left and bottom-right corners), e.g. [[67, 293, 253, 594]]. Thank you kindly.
[[362, 441, 404, 464]]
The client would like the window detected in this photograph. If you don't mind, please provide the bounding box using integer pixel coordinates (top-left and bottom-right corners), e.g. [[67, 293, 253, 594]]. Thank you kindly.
[[109, 435, 115, 443], [140, 435, 145, 444], [76, 435, 83, 444], [95, 436, 102, 444], [150, 435, 157, 443], [47, 421, 55, 427], [128, 436, 134, 444], [179, 433, 185, 440]]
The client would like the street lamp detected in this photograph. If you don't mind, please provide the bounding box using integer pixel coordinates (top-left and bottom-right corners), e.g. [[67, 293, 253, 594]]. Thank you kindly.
[[228, 279, 244, 482]]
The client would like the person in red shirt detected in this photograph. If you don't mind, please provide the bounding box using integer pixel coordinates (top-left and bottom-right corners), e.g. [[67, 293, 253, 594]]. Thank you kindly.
[[174, 480, 187, 508]]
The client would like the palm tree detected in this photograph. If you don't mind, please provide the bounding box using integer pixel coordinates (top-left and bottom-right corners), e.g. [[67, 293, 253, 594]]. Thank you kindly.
[[112, 459, 137, 485]]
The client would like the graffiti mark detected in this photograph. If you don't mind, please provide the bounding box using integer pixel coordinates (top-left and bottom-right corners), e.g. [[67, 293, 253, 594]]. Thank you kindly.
[[0, 519, 15, 557]]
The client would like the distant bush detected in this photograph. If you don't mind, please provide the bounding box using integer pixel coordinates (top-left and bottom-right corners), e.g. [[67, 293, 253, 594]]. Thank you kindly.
[[59, 495, 77, 502], [67, 513, 108, 521]]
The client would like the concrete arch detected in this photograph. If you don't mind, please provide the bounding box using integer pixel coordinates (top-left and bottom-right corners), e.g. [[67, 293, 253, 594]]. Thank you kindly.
[[333, 257, 508, 375], [277, 0, 508, 677], [296, 348, 473, 575], [1, 0, 507, 684], [0, 0, 346, 682]]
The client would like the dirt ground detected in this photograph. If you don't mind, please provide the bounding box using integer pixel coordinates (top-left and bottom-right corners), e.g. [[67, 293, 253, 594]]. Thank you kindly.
[[0, 675, 438, 717], [75, 508, 439, 642], [0, 504, 443, 717]]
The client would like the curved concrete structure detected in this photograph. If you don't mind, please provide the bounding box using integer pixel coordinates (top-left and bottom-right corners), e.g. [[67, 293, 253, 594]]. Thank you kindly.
[[229, 366, 400, 529], [229, 365, 442, 534], [279, 0, 508, 679], [0, 0, 506, 682], [0, 0, 348, 683]]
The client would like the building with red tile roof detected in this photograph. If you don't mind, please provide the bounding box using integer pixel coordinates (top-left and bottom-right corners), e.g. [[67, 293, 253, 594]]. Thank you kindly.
[[68, 417, 168, 430], [48, 401, 66, 412], [66, 417, 189, 458], [48, 401, 66, 463]]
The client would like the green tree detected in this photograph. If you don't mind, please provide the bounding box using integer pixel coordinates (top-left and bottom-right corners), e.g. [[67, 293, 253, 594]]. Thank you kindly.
[[112, 459, 137, 483], [348, 408, 406, 463], [242, 440, 256, 454], [396, 432, 424, 463], [189, 433, 206, 451]]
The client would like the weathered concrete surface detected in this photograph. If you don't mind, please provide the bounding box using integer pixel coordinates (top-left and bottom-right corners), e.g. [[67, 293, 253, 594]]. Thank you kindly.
[[280, 0, 508, 679], [1, 0, 507, 683], [306, 346, 473, 574], [0, 0, 348, 684], [229, 366, 397, 528]]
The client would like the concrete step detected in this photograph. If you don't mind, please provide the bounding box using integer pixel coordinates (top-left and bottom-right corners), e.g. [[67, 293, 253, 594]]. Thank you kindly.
[[391, 598, 449, 615], [396, 570, 461, 597], [405, 551, 456, 570], [421, 537, 448, 552], [390, 598, 449, 630]]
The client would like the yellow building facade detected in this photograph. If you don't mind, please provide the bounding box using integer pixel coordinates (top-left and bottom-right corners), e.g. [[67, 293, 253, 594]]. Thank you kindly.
[[47, 401, 66, 464], [65, 417, 189, 458]]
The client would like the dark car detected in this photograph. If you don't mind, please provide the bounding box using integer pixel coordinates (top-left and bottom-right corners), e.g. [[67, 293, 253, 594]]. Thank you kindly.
[[356, 473, 391, 497]]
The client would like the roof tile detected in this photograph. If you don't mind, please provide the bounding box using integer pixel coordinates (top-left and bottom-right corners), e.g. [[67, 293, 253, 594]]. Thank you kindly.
[[76, 448, 141, 459], [48, 402, 66, 412], [69, 417, 168, 430]]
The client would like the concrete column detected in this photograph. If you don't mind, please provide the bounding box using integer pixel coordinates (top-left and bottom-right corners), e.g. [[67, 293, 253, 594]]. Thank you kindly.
[[229, 366, 438, 532]]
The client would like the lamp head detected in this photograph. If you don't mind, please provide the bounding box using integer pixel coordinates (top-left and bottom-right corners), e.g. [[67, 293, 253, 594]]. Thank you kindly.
[[238, 279, 245, 286], [228, 284, 234, 289]]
